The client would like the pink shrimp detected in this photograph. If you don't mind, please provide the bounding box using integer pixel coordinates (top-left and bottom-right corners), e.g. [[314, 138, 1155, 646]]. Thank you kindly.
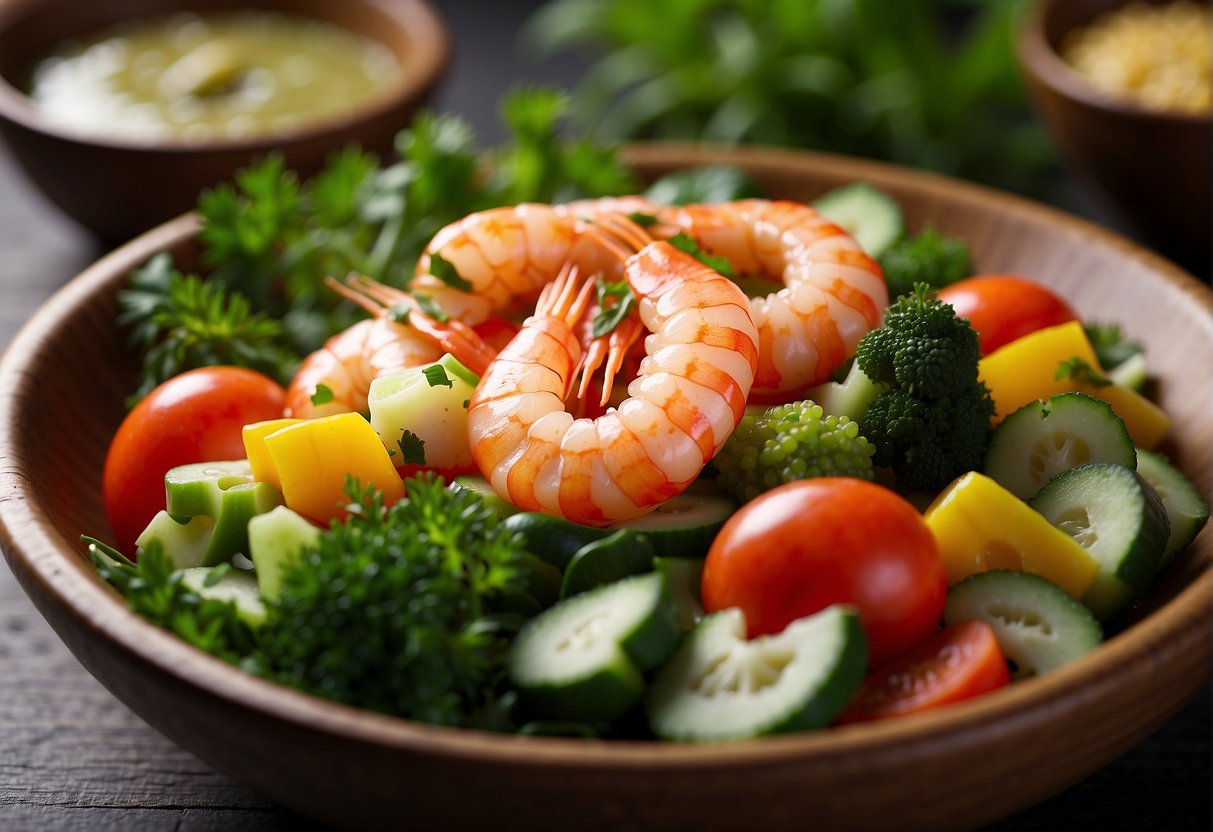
[[408, 197, 664, 323], [284, 275, 497, 419], [663, 200, 887, 400], [467, 238, 759, 527]]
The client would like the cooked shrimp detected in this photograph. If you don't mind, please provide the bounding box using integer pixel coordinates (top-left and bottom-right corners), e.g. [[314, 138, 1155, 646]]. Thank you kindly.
[[284, 275, 498, 418], [664, 199, 887, 399], [410, 198, 665, 323], [467, 239, 759, 526], [285, 316, 442, 418]]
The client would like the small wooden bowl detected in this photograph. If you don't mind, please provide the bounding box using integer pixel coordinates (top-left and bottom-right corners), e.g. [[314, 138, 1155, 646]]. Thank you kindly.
[[1018, 0, 1212, 270], [0, 145, 1209, 831], [0, 0, 448, 243]]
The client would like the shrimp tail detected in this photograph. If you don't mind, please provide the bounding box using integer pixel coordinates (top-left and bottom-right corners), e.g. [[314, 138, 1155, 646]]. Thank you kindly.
[[326, 274, 499, 376]]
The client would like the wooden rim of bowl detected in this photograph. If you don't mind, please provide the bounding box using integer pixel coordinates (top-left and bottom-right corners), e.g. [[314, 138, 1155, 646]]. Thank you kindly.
[[0, 0, 449, 152], [0, 143, 1210, 770], [1018, 0, 1213, 127]]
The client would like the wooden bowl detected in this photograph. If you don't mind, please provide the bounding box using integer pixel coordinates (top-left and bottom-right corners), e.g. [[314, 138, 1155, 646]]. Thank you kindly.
[[0, 0, 448, 243], [1018, 0, 1212, 271], [0, 144, 1209, 832]]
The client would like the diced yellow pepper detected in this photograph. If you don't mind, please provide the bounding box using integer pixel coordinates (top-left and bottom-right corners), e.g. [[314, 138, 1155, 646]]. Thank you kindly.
[[243, 418, 303, 489], [923, 471, 1100, 599], [978, 321, 1169, 448], [263, 413, 405, 525]]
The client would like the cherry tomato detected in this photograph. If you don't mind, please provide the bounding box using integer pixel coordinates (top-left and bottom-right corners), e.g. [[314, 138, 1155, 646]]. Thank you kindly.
[[836, 620, 1010, 724], [936, 275, 1079, 356], [701, 478, 947, 667], [103, 367, 287, 554]]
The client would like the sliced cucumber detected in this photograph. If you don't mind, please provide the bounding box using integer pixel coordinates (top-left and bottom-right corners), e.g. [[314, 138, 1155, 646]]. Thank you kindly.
[[164, 460, 285, 565], [984, 392, 1137, 500], [1029, 463, 1169, 619], [136, 511, 215, 570], [178, 566, 267, 629], [653, 556, 705, 630], [1107, 352, 1148, 392], [1135, 449, 1210, 569], [945, 571, 1102, 679], [508, 572, 681, 723], [804, 360, 883, 422], [247, 505, 321, 602], [560, 530, 655, 599], [812, 182, 904, 258], [450, 474, 520, 518], [502, 511, 610, 571], [607, 492, 736, 559], [646, 605, 866, 742], [368, 353, 478, 470]]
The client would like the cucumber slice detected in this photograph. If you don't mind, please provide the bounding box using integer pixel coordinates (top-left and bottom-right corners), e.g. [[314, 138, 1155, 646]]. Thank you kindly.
[[1135, 450, 1210, 569], [247, 505, 321, 602], [984, 392, 1137, 500], [812, 182, 904, 258], [368, 354, 478, 470], [804, 360, 883, 422], [503, 512, 610, 571], [560, 530, 655, 599], [945, 571, 1102, 679], [508, 572, 681, 723], [1107, 352, 1148, 392], [606, 492, 736, 558], [646, 605, 867, 742], [136, 511, 214, 569], [164, 461, 285, 565], [653, 556, 705, 630], [1029, 463, 1169, 619], [450, 474, 520, 518], [178, 566, 267, 629]]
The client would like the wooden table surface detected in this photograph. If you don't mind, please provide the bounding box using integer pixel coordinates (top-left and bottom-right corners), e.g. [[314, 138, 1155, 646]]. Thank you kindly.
[[0, 1, 1209, 829]]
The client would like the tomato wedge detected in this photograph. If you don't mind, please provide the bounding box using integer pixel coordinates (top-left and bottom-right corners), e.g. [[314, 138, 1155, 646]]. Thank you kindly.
[[835, 620, 1010, 724]]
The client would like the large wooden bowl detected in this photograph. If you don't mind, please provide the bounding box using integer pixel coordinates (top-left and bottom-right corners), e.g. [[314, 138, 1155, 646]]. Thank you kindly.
[[0, 145, 1209, 832]]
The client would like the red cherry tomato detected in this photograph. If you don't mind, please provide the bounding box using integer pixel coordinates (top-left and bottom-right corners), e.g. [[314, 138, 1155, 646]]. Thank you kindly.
[[102, 367, 287, 554], [701, 478, 947, 667], [836, 620, 1010, 724], [936, 275, 1079, 356]]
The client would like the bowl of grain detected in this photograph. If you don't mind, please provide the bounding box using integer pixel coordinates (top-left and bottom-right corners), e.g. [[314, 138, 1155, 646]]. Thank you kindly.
[[1018, 0, 1211, 269]]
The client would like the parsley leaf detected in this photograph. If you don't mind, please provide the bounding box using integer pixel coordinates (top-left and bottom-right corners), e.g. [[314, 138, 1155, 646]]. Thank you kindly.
[[311, 384, 335, 406], [1055, 357, 1112, 388], [591, 277, 636, 339], [423, 365, 454, 388], [668, 232, 736, 279], [427, 252, 473, 292], [398, 430, 427, 464]]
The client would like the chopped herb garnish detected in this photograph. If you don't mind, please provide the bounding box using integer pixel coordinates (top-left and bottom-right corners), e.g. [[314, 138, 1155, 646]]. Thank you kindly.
[[398, 430, 427, 465], [668, 232, 735, 279], [428, 252, 474, 293], [627, 211, 659, 228], [423, 365, 454, 388], [1055, 357, 1112, 388], [311, 384, 335, 405], [591, 277, 636, 339], [413, 293, 450, 323]]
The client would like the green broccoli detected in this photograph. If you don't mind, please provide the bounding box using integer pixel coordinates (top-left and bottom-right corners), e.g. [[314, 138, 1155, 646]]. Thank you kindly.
[[878, 225, 973, 300], [714, 401, 876, 503], [254, 475, 527, 726], [855, 286, 994, 492]]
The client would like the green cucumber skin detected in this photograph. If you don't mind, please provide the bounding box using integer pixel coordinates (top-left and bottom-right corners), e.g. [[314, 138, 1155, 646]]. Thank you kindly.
[[1029, 463, 1169, 619], [945, 570, 1101, 678], [1135, 449, 1210, 568], [606, 493, 737, 559], [812, 182, 904, 258], [653, 556, 705, 630], [514, 657, 645, 724], [765, 610, 867, 736], [560, 530, 655, 600], [617, 574, 683, 673], [503, 512, 610, 571]]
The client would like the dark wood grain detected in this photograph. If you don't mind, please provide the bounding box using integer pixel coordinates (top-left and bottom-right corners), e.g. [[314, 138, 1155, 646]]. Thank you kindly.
[[0, 1, 1209, 830]]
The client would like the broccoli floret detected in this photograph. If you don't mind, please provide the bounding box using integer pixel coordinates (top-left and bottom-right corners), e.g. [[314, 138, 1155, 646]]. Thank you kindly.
[[714, 401, 876, 503], [854, 286, 994, 492], [856, 286, 982, 399], [255, 475, 526, 726], [878, 225, 973, 300], [862, 385, 994, 492]]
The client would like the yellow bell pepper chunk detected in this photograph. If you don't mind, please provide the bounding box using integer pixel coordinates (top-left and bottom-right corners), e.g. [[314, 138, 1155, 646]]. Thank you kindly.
[[263, 413, 405, 525], [978, 321, 1169, 448], [243, 418, 303, 489], [924, 472, 1100, 599]]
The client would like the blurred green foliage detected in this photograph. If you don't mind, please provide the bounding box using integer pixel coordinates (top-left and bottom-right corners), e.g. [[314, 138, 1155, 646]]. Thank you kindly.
[[525, 0, 1060, 198]]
